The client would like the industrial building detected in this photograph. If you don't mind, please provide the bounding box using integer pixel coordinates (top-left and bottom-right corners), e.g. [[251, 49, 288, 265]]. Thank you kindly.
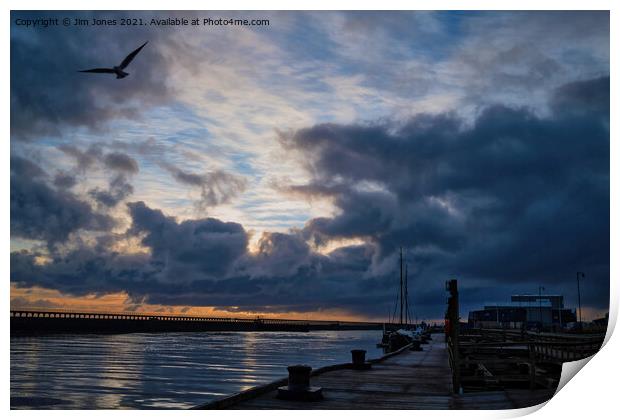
[[468, 294, 576, 329]]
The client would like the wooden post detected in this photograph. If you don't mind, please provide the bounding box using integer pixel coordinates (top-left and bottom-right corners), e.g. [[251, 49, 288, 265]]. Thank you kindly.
[[446, 279, 461, 394], [529, 343, 536, 390]]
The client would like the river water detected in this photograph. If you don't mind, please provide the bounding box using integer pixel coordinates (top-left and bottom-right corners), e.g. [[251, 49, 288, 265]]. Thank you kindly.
[[10, 330, 384, 409]]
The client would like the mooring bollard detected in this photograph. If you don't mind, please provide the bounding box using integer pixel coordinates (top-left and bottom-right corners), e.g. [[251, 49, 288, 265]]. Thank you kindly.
[[351, 349, 366, 364], [388, 333, 403, 352], [351, 349, 371, 370], [277, 365, 323, 401], [287, 365, 311, 391], [410, 339, 422, 351]]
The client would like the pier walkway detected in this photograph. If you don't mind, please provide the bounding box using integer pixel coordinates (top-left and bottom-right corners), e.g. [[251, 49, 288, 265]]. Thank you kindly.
[[198, 334, 555, 410]]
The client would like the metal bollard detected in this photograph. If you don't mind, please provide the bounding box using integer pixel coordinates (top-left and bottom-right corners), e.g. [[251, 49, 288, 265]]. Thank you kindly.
[[410, 339, 422, 351], [287, 365, 311, 391], [351, 349, 371, 370], [277, 365, 323, 401]]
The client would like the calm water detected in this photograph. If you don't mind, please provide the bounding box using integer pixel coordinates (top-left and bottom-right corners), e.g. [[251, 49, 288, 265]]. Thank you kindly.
[[11, 330, 384, 409]]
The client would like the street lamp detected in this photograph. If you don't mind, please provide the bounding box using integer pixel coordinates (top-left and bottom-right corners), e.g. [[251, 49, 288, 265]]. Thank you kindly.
[[539, 286, 545, 330], [558, 295, 563, 331], [577, 272, 585, 328], [496, 303, 500, 327]]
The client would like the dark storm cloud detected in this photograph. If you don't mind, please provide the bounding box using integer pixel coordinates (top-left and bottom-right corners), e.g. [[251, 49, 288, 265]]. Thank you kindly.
[[10, 248, 152, 296], [146, 231, 382, 313], [162, 163, 248, 208], [283, 76, 609, 312], [53, 172, 78, 189], [58, 144, 102, 171], [11, 155, 47, 179], [91, 137, 244, 209], [103, 152, 139, 174], [127, 201, 249, 278], [10, 296, 56, 309], [56, 145, 139, 206], [89, 174, 134, 208], [10, 200, 389, 315], [241, 231, 314, 278], [11, 156, 116, 246], [10, 11, 171, 140], [551, 75, 610, 116], [9, 77, 609, 318], [58, 145, 140, 174]]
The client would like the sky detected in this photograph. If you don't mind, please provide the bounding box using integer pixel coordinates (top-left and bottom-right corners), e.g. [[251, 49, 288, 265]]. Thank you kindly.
[[9, 11, 610, 322]]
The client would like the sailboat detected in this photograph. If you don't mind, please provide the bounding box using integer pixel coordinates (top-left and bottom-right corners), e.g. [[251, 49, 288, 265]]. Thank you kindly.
[[378, 247, 424, 351]]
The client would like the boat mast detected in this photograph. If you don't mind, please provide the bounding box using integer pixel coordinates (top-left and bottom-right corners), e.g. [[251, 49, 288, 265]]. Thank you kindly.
[[405, 263, 408, 327], [399, 247, 403, 327]]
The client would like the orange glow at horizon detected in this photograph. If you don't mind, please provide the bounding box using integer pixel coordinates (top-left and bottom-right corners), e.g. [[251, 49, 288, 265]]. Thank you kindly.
[[10, 284, 608, 325], [10, 283, 382, 322]]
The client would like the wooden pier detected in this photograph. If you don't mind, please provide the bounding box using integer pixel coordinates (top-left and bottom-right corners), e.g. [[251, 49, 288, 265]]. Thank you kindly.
[[10, 310, 393, 335], [193, 278, 602, 410], [444, 280, 604, 394], [196, 334, 555, 410]]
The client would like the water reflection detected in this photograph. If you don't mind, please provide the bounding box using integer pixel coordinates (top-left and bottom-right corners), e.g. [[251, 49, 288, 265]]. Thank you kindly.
[[11, 330, 382, 409]]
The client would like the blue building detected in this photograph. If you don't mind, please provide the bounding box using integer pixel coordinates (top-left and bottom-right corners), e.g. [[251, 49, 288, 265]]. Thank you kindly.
[[468, 294, 576, 329]]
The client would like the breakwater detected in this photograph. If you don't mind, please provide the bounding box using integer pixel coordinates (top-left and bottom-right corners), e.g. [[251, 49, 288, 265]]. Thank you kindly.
[[11, 310, 391, 335]]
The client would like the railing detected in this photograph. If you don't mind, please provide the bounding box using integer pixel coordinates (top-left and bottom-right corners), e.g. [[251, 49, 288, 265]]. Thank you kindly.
[[460, 329, 604, 360], [444, 278, 604, 394], [445, 279, 460, 393], [452, 329, 604, 391], [446, 336, 459, 390]]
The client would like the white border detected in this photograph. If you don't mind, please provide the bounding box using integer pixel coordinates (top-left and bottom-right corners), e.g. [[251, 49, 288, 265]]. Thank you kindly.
[[3, 2, 617, 419]]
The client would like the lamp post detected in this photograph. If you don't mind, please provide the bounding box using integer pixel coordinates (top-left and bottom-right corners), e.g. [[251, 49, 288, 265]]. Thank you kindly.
[[539, 286, 545, 330], [496, 303, 499, 327], [577, 272, 585, 328], [558, 295, 563, 331]]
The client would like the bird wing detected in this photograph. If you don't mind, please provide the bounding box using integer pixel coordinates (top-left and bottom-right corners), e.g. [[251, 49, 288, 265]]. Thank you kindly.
[[119, 41, 148, 69], [79, 68, 116, 73]]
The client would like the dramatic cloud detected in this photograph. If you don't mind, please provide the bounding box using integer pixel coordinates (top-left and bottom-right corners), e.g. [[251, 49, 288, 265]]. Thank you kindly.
[[10, 248, 152, 297], [9, 76, 609, 317], [58, 145, 139, 174], [10, 200, 387, 314], [89, 174, 135, 208], [10, 11, 171, 140], [162, 163, 248, 208], [103, 152, 139, 174], [55, 146, 139, 207], [11, 156, 116, 246], [127, 201, 249, 278], [9, 11, 610, 319], [10, 155, 47, 179], [53, 172, 78, 189], [57, 144, 102, 171], [284, 76, 609, 309], [10, 296, 56, 309]]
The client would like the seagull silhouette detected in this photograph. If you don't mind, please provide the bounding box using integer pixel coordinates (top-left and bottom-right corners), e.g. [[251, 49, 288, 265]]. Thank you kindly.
[[79, 41, 148, 79]]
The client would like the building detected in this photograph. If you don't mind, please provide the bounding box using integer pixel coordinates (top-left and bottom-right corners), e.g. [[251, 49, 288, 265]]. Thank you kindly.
[[592, 312, 609, 327], [468, 294, 576, 329]]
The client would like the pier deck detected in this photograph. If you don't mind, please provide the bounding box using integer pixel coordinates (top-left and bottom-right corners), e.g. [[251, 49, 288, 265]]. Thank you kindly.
[[199, 334, 555, 410]]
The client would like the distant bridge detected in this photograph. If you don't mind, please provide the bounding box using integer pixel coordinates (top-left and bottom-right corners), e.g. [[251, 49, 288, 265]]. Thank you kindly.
[[10, 310, 395, 335]]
